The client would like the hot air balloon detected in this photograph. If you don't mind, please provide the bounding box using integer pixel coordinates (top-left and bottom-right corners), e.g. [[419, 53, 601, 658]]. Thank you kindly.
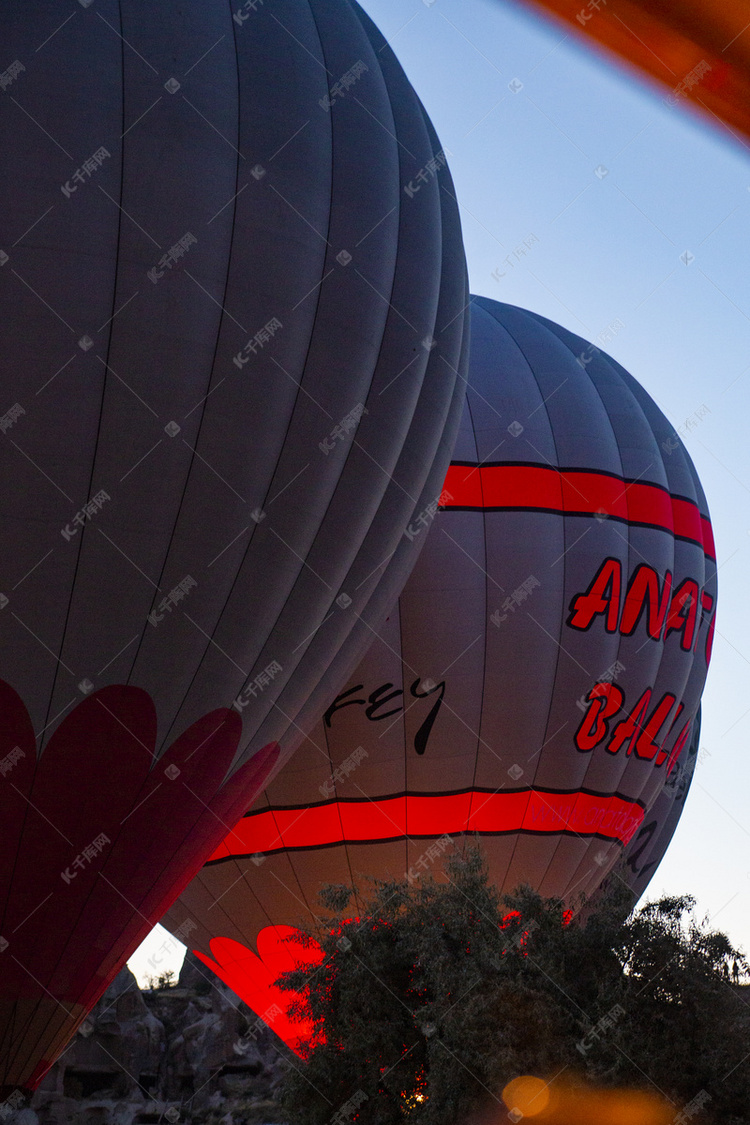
[[588, 707, 701, 909], [166, 297, 716, 1050], [0, 0, 469, 1093], [520, 0, 750, 145]]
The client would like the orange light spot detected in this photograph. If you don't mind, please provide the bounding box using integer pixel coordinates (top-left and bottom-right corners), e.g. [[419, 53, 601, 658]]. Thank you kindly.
[[501, 1076, 550, 1118]]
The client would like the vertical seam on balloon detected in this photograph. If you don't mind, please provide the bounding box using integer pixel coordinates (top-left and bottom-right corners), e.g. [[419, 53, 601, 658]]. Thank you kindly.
[[0, 1003, 20, 1090], [35, 0, 128, 759], [154, 738, 285, 958], [152, 0, 338, 765], [123, 0, 247, 741], [624, 707, 700, 902], [149, 805, 281, 963], [329, 671, 369, 921], [459, 344, 489, 855], [258, 807, 333, 961], [204, 857, 276, 959], [479, 303, 566, 896], [286, 717, 342, 929], [396, 589, 411, 890], [230, 0, 423, 758]]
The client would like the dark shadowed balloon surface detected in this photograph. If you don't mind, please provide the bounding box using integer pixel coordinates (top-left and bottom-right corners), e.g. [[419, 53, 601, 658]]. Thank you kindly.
[[0, 0, 469, 1091]]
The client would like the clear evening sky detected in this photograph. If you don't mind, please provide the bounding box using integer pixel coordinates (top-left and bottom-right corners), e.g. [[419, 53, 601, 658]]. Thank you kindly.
[[129, 0, 750, 984]]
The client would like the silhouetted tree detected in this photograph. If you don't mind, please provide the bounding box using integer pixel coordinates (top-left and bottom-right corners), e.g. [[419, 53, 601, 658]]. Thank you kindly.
[[278, 846, 750, 1125]]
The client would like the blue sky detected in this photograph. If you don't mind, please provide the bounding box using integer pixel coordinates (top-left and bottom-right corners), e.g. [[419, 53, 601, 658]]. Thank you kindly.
[[129, 0, 750, 983]]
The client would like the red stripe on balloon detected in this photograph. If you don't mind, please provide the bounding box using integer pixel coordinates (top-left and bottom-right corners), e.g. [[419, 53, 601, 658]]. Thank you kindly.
[[442, 463, 714, 560], [208, 789, 645, 862]]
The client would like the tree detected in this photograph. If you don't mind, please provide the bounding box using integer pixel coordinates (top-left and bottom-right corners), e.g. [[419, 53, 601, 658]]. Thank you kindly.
[[145, 968, 177, 991], [277, 845, 750, 1125]]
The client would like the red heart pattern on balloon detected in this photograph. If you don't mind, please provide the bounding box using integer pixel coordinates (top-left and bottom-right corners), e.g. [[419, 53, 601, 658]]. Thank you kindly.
[[194, 926, 325, 1056], [0, 679, 278, 1094]]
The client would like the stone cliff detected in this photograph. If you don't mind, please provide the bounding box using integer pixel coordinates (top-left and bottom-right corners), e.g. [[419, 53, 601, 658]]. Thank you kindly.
[[18, 955, 289, 1125]]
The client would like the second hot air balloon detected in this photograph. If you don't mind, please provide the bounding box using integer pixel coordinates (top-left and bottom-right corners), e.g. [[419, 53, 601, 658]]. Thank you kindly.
[[166, 297, 716, 1048]]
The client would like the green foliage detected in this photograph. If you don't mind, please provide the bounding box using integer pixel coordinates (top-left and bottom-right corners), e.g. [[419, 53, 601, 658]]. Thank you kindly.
[[277, 845, 750, 1125]]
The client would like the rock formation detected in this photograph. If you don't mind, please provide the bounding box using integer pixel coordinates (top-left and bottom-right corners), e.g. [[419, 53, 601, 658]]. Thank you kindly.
[[19, 956, 288, 1125]]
